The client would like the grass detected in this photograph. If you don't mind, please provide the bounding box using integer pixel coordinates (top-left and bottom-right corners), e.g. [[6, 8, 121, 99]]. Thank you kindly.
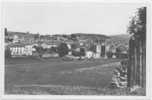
[[5, 57, 137, 95], [5, 84, 130, 95], [6, 84, 145, 95]]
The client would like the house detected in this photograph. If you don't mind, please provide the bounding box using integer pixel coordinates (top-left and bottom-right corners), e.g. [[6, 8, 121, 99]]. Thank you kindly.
[[5, 30, 37, 44], [8, 43, 35, 57], [41, 43, 51, 49], [95, 44, 101, 58], [41, 42, 58, 49], [93, 53, 100, 59], [86, 51, 94, 59]]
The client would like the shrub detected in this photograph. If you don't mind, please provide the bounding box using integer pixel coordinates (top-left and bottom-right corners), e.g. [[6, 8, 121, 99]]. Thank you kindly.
[[106, 51, 113, 58], [5, 48, 11, 58], [111, 60, 128, 88], [57, 43, 69, 57]]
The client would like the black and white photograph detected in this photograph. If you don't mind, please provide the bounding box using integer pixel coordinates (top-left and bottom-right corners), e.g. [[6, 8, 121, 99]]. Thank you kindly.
[[0, 0, 151, 98]]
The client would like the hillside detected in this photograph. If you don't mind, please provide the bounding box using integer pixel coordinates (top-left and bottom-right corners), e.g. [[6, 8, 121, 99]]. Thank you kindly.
[[106, 34, 130, 48], [71, 33, 110, 41], [109, 34, 130, 41]]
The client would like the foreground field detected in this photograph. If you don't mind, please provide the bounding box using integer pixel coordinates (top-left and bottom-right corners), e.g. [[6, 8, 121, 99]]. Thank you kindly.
[[5, 57, 129, 95]]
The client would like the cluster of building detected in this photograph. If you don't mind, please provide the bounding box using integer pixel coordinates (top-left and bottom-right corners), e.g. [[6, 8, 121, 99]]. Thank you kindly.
[[5, 28, 128, 59]]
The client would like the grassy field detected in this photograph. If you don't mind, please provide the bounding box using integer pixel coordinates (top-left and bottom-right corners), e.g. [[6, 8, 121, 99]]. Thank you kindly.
[[5, 57, 132, 95]]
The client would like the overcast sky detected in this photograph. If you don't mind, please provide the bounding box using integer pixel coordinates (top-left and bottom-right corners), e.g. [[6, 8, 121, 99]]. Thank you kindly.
[[2, 2, 145, 35]]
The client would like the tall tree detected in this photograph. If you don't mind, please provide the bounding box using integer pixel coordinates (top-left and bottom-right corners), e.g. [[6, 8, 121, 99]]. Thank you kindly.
[[128, 7, 146, 41], [127, 7, 146, 90]]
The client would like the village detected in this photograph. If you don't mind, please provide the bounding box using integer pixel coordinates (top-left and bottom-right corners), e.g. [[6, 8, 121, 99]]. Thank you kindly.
[[5, 28, 128, 60]]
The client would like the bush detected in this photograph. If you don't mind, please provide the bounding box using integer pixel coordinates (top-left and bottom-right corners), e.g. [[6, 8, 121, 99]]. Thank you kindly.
[[72, 50, 81, 57], [80, 48, 85, 56], [50, 47, 57, 53], [33, 46, 45, 57], [72, 48, 85, 57], [106, 51, 113, 58], [5, 48, 11, 58], [111, 60, 128, 88], [57, 43, 69, 57]]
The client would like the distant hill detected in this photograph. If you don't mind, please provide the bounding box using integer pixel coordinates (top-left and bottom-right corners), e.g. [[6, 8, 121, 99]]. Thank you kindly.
[[106, 34, 131, 47], [109, 34, 131, 41], [71, 33, 110, 41]]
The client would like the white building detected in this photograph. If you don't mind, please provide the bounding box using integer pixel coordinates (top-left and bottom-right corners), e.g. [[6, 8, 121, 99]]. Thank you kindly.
[[67, 44, 71, 50], [41, 43, 58, 49], [13, 35, 19, 43], [9, 44, 35, 57], [86, 51, 94, 59], [95, 44, 101, 58]]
